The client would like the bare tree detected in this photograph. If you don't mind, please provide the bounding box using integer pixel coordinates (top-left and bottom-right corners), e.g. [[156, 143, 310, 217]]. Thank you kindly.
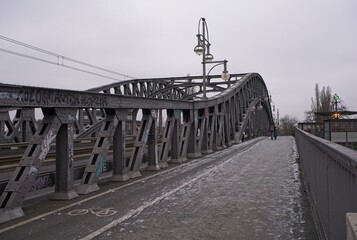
[[279, 114, 299, 136], [303, 110, 314, 122], [305, 83, 348, 122]]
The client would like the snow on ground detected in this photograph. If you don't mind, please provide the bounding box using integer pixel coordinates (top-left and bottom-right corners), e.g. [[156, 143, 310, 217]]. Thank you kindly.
[[97, 137, 317, 240]]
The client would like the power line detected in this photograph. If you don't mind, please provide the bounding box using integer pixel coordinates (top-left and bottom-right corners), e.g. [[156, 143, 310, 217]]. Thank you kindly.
[[0, 47, 56, 65], [0, 35, 136, 80], [0, 47, 128, 82]]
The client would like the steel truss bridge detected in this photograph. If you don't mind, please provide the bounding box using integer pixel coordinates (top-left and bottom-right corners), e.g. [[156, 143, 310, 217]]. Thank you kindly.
[[0, 73, 274, 223]]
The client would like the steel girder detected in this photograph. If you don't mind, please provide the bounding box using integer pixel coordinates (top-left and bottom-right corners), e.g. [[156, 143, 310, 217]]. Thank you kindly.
[[0, 72, 274, 223]]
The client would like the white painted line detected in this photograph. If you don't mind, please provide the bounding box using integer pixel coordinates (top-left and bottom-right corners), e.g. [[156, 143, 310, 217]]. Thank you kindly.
[[0, 139, 257, 234], [0, 168, 174, 234], [80, 167, 217, 240], [0, 150, 213, 234]]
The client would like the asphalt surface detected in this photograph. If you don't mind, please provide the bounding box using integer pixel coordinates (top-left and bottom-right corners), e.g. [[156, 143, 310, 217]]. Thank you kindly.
[[0, 136, 317, 240]]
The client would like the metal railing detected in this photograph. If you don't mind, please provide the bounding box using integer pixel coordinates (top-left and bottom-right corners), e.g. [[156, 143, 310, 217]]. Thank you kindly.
[[295, 127, 357, 240]]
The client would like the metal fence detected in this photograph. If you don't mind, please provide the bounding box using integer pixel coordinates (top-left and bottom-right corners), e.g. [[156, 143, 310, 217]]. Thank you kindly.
[[295, 127, 357, 240]]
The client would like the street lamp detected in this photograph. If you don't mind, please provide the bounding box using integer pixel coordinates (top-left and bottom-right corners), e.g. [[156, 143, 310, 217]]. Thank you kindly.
[[221, 60, 230, 80], [206, 60, 230, 81], [194, 17, 229, 99]]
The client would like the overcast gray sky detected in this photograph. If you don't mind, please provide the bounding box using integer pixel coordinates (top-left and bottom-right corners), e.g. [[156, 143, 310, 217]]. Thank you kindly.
[[1, 0, 356, 120]]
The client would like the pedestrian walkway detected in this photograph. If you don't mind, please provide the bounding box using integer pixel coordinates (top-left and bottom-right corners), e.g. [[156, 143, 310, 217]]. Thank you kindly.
[[0, 137, 317, 239]]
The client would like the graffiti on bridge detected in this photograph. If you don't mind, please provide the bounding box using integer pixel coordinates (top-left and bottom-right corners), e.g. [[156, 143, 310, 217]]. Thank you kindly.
[[29, 174, 54, 192]]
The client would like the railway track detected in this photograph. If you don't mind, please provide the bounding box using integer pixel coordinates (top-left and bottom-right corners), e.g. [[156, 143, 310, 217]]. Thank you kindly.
[[0, 136, 138, 169], [0, 135, 152, 195], [0, 138, 95, 167]]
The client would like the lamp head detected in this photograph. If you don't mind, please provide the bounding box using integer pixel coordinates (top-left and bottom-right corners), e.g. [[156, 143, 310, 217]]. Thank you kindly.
[[194, 44, 204, 56], [204, 45, 214, 62], [205, 53, 214, 62], [221, 70, 230, 81]]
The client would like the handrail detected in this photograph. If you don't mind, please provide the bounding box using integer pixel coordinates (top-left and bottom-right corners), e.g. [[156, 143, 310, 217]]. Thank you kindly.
[[295, 127, 357, 240]]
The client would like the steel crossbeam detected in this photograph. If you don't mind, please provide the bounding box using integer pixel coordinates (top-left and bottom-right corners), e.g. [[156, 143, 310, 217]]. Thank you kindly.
[[0, 73, 274, 224]]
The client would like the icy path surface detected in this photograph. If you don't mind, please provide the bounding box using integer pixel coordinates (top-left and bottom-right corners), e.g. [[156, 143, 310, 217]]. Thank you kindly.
[[96, 136, 317, 240], [0, 137, 317, 240]]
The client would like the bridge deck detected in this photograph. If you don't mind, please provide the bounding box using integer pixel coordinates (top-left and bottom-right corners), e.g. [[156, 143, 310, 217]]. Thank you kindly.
[[0, 137, 317, 239]]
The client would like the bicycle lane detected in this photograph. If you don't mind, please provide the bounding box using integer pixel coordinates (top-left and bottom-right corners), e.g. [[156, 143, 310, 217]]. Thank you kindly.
[[0, 138, 264, 240]]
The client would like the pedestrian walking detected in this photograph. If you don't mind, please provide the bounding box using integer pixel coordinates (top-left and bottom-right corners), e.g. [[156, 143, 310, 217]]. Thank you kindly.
[[269, 124, 277, 140]]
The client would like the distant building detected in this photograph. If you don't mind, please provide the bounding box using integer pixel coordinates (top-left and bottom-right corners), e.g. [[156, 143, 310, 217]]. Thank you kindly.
[[297, 122, 324, 138], [324, 119, 357, 145], [298, 110, 357, 150]]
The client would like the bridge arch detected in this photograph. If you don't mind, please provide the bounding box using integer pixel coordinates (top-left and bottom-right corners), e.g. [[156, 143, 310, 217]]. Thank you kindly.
[[0, 72, 274, 223]]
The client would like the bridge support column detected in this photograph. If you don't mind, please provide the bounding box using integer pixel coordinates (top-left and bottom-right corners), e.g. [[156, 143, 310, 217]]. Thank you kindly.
[[233, 94, 241, 143], [5, 109, 37, 143], [171, 110, 190, 163], [0, 110, 14, 143], [74, 109, 84, 135], [224, 100, 233, 147], [111, 112, 129, 182], [77, 109, 119, 195], [0, 108, 63, 223], [187, 109, 205, 158], [158, 109, 163, 135], [229, 97, 238, 144], [202, 108, 214, 154], [213, 104, 226, 151], [22, 109, 36, 142], [78, 109, 84, 129], [147, 110, 160, 171], [158, 110, 175, 168], [209, 107, 217, 151], [201, 109, 209, 154], [51, 109, 78, 200], [127, 109, 156, 178], [168, 110, 181, 163], [129, 109, 139, 135]]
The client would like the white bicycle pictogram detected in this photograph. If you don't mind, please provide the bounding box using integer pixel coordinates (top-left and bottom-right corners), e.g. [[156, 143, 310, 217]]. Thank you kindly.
[[68, 207, 117, 217]]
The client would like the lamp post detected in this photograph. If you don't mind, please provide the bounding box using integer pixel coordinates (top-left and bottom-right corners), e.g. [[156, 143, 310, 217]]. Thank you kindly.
[[243, 86, 265, 111], [206, 60, 230, 80], [194, 17, 229, 99], [333, 93, 340, 112], [332, 93, 341, 119]]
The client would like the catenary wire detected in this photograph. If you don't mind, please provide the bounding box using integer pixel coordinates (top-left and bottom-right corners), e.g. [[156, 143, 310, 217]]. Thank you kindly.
[[0, 47, 128, 82], [0, 35, 136, 79]]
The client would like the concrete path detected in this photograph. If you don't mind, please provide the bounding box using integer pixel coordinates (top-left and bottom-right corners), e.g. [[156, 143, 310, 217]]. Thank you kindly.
[[0, 136, 317, 239]]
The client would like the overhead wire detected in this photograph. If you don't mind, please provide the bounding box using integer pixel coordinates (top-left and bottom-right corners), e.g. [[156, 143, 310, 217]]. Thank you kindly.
[[0, 35, 136, 80], [0, 47, 56, 65], [0, 47, 127, 82]]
